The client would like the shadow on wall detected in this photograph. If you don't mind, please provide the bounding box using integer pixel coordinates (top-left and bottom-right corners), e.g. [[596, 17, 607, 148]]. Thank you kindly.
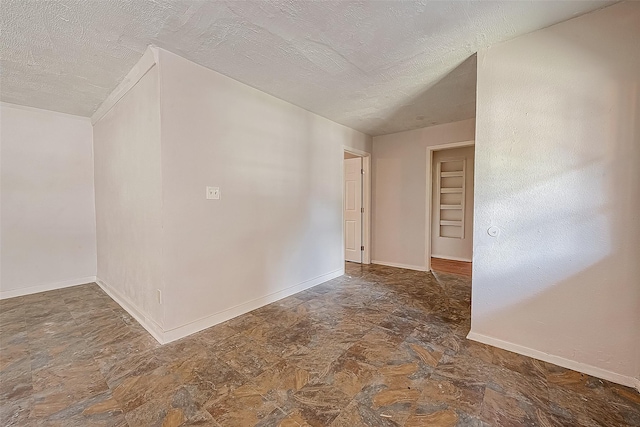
[[371, 54, 477, 136], [471, 19, 640, 384]]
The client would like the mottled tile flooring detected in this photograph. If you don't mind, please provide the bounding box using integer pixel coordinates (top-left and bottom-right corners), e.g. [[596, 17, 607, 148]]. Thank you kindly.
[[1, 263, 639, 426]]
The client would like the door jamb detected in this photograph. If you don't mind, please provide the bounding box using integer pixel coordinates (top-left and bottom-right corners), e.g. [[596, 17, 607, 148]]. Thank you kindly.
[[425, 140, 475, 271], [343, 146, 371, 264]]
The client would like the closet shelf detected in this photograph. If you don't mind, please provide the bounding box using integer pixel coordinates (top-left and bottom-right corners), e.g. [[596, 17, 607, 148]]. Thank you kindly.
[[436, 157, 467, 239], [440, 187, 463, 193]]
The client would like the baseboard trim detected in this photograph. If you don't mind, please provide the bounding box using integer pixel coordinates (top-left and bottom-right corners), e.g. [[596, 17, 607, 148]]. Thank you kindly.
[[0, 276, 97, 300], [161, 268, 344, 343], [96, 278, 166, 344], [371, 260, 427, 272], [431, 255, 472, 263], [467, 331, 640, 391], [97, 268, 344, 345]]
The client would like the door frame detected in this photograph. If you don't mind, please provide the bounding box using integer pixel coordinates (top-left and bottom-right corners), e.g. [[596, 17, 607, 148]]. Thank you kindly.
[[342, 146, 371, 264], [425, 140, 475, 271]]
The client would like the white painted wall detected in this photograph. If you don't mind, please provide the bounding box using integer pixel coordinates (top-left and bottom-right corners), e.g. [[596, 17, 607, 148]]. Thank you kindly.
[[0, 103, 96, 298], [471, 1, 640, 388], [157, 49, 371, 338], [371, 119, 475, 270], [93, 66, 164, 333]]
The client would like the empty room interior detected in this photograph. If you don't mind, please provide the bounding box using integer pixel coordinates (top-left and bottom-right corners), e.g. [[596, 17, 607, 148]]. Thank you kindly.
[[1, 1, 639, 426]]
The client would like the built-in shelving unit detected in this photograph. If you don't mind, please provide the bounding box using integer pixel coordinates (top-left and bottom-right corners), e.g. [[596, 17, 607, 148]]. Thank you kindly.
[[436, 158, 466, 239]]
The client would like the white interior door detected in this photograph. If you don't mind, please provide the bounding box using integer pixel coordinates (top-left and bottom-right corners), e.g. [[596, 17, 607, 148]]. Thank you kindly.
[[344, 157, 362, 263]]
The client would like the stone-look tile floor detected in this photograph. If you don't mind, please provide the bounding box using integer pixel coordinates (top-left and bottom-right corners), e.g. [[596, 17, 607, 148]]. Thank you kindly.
[[1, 263, 639, 426]]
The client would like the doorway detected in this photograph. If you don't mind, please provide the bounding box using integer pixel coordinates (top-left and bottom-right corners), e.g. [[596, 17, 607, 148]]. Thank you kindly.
[[343, 148, 371, 264], [426, 141, 474, 274]]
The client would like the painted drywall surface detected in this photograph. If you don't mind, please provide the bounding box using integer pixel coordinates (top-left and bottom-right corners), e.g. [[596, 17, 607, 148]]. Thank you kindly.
[[472, 1, 640, 384], [371, 119, 475, 270], [157, 48, 371, 332], [93, 66, 164, 327], [0, 103, 96, 297], [1, 1, 613, 135], [431, 145, 475, 261]]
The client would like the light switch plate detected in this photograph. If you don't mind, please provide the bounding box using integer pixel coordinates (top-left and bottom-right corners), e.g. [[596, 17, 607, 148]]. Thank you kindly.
[[206, 186, 220, 200]]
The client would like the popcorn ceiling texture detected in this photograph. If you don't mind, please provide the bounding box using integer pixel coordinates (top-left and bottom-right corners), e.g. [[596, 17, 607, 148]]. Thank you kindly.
[[0, 0, 612, 135]]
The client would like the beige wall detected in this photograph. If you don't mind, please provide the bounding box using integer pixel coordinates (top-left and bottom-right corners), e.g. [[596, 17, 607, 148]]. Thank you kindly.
[[157, 49, 371, 338], [92, 48, 371, 342], [471, 1, 640, 388], [1, 103, 96, 298], [93, 66, 164, 335], [371, 118, 475, 270]]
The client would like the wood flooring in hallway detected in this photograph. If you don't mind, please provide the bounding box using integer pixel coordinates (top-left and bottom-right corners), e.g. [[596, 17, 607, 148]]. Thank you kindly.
[[430, 257, 472, 277]]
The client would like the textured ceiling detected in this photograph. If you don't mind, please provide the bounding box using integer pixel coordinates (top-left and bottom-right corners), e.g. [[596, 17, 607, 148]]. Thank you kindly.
[[1, 1, 613, 136]]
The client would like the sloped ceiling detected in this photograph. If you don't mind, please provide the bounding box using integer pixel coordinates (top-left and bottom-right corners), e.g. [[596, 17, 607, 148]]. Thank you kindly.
[[0, 0, 613, 135]]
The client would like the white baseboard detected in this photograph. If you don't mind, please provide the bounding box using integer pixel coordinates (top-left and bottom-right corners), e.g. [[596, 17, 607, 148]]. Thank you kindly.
[[431, 255, 472, 263], [97, 268, 344, 345], [96, 278, 166, 344], [371, 260, 427, 272], [161, 268, 344, 343], [0, 276, 97, 300], [467, 331, 640, 391]]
